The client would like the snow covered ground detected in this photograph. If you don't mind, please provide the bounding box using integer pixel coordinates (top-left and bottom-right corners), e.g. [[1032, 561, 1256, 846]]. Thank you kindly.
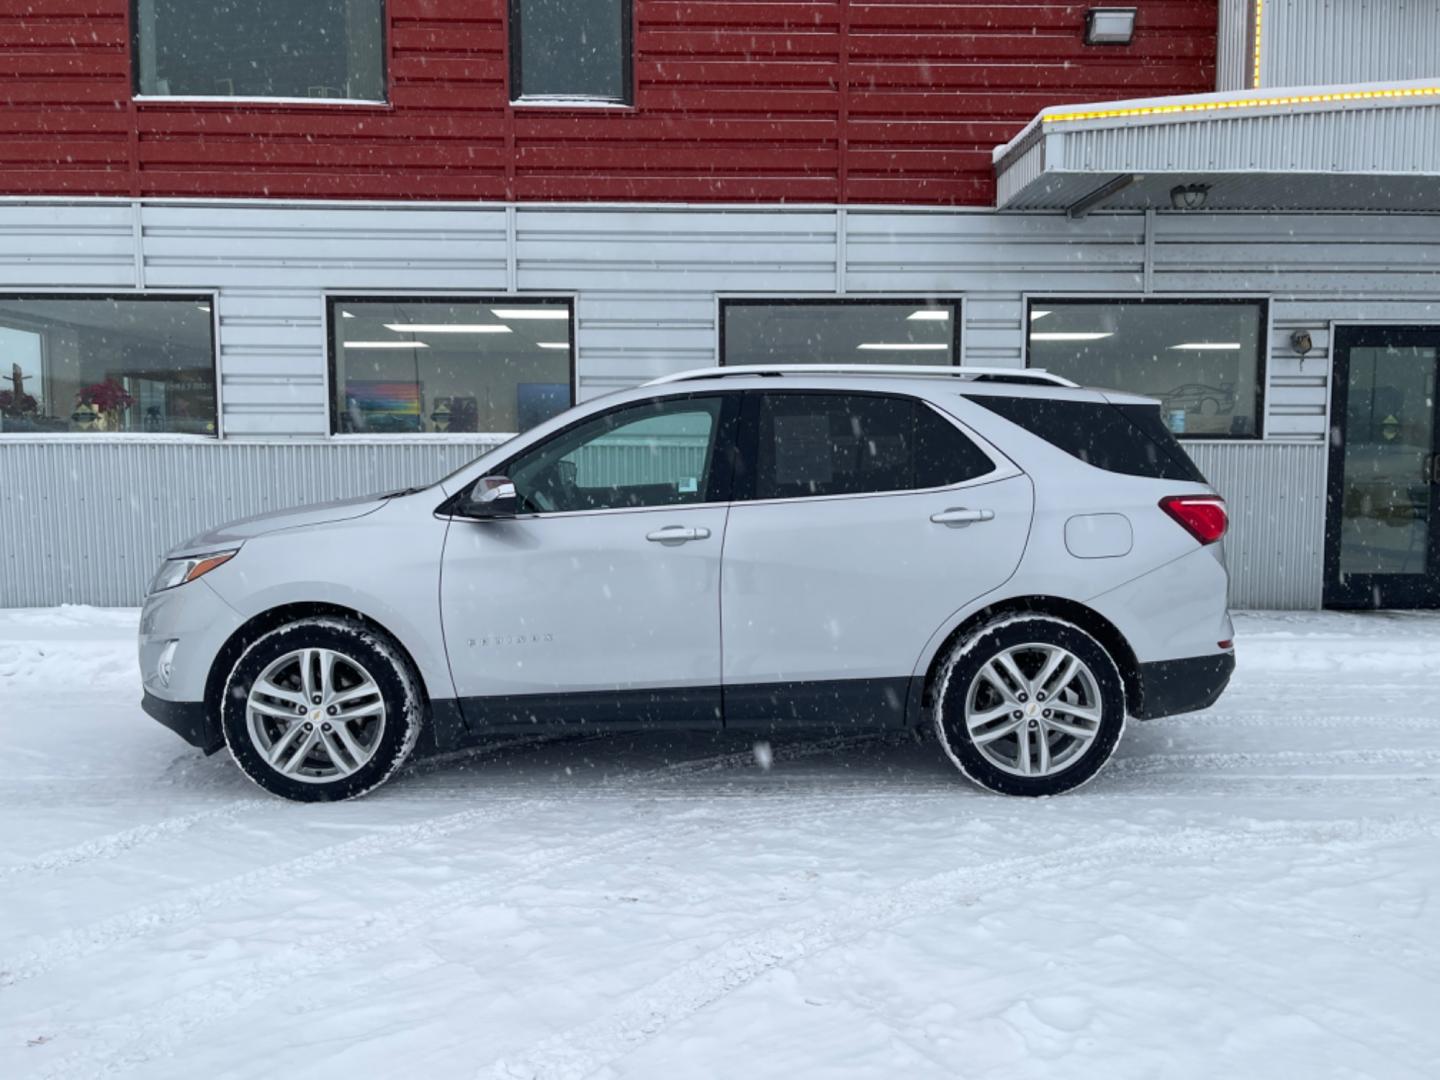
[[2, 607, 1438, 1080]]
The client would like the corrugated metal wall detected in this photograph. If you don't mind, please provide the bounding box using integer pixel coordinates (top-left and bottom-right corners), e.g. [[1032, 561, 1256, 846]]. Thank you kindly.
[[0, 439, 507, 607], [1188, 441, 1327, 609], [0, 437, 1331, 610], [1258, 0, 1440, 88], [1216, 0, 1252, 90], [4, 198, 1440, 609]]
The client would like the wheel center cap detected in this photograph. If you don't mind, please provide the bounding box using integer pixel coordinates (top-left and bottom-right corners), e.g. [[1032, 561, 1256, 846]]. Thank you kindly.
[[310, 709, 322, 721], [1026, 703, 1038, 717]]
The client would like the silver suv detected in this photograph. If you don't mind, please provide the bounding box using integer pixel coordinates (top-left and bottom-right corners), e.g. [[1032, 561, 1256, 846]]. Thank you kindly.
[[139, 366, 1235, 802]]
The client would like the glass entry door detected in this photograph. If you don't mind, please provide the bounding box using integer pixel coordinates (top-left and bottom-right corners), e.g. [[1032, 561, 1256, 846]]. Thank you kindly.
[[1325, 327, 1440, 608]]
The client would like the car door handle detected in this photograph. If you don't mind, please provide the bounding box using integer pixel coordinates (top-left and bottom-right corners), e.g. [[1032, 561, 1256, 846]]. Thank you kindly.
[[930, 507, 995, 527], [646, 525, 712, 545]]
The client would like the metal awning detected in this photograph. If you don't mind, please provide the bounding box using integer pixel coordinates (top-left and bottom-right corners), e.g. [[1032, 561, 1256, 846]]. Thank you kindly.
[[994, 80, 1440, 216]]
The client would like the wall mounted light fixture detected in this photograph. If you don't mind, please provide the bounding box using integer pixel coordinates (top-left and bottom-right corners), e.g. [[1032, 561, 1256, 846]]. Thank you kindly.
[[1084, 7, 1137, 45], [1170, 183, 1211, 210]]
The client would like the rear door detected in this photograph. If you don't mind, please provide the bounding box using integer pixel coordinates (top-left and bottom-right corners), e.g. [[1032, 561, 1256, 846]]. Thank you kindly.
[[720, 390, 1034, 726]]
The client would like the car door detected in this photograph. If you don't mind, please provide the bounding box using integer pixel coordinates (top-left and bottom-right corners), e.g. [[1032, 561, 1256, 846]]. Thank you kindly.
[[720, 389, 1034, 727], [441, 392, 739, 728]]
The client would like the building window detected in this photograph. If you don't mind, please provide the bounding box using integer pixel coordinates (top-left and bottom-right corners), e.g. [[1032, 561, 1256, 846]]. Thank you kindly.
[[133, 0, 386, 101], [510, 0, 632, 104], [328, 297, 573, 436], [0, 296, 217, 436], [1027, 299, 1266, 438], [721, 300, 960, 367]]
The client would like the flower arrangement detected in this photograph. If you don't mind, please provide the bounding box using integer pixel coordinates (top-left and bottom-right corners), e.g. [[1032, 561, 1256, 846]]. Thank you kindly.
[[76, 379, 136, 414], [0, 389, 38, 416]]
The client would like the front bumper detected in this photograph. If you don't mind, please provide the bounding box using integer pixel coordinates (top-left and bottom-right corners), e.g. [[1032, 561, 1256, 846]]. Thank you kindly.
[[1131, 651, 1235, 720], [142, 691, 223, 753]]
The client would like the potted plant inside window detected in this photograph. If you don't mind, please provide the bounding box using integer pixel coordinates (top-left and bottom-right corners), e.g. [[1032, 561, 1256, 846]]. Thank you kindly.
[[73, 379, 136, 432]]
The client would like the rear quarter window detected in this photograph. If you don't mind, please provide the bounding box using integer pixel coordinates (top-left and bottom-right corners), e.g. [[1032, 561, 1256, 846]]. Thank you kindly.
[[966, 395, 1208, 484]]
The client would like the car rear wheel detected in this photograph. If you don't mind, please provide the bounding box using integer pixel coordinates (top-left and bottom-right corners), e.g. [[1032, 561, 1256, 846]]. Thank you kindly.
[[932, 616, 1126, 796], [221, 617, 423, 802]]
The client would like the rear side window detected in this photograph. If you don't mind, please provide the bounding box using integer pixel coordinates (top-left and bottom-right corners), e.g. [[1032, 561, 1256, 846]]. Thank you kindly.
[[752, 393, 994, 500], [967, 395, 1208, 484]]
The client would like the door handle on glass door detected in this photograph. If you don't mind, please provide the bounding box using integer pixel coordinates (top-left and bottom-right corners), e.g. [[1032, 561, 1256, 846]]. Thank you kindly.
[[930, 508, 995, 527], [645, 525, 712, 545]]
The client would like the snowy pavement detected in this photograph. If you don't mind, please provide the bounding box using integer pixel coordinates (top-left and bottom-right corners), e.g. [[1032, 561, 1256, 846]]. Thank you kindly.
[[2, 608, 1438, 1080]]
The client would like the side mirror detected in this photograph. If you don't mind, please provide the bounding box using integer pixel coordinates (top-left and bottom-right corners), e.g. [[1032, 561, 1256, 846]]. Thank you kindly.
[[464, 475, 518, 519]]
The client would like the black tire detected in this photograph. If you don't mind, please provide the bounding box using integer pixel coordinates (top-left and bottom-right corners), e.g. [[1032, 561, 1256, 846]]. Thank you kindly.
[[221, 617, 424, 802], [931, 615, 1126, 796]]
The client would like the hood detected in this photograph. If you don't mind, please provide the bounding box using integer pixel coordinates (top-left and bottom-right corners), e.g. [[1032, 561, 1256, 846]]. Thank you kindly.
[[167, 493, 390, 556]]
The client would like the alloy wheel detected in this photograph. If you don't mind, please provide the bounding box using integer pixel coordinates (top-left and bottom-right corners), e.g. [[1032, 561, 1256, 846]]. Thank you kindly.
[[964, 642, 1104, 778], [245, 647, 387, 783]]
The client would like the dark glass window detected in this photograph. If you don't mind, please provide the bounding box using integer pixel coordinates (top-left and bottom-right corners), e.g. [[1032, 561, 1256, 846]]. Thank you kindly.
[[753, 393, 993, 500], [723, 300, 959, 367], [967, 395, 1208, 484], [134, 0, 385, 100], [0, 296, 216, 436], [511, 0, 631, 103], [328, 298, 572, 436], [1027, 300, 1265, 438], [507, 396, 724, 513]]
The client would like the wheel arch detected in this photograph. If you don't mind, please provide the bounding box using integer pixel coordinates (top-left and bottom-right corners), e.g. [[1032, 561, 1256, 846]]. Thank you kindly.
[[204, 602, 431, 727], [908, 595, 1141, 728]]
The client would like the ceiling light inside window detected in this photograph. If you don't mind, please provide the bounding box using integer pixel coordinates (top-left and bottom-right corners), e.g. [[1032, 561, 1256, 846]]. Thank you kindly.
[[1029, 331, 1115, 341], [537, 342, 570, 349], [1084, 7, 1137, 45], [857, 343, 950, 351], [382, 323, 511, 333], [343, 341, 430, 349], [490, 308, 569, 320], [341, 311, 355, 319], [1030, 310, 1052, 321], [907, 310, 950, 321], [1170, 342, 1241, 350]]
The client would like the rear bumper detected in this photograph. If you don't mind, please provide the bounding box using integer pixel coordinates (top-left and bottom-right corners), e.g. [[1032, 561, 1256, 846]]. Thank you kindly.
[[1131, 652, 1234, 720], [142, 691, 223, 754]]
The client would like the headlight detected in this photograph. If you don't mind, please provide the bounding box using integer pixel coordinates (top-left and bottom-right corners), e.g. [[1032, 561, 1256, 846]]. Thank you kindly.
[[149, 550, 238, 594]]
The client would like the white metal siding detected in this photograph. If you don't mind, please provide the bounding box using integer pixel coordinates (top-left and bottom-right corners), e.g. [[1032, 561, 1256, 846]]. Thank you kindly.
[[1188, 441, 1327, 609], [1260, 0, 1440, 88], [2, 198, 1438, 609]]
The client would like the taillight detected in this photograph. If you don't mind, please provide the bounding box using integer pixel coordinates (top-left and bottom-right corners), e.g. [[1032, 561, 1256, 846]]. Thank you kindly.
[[1160, 495, 1228, 545]]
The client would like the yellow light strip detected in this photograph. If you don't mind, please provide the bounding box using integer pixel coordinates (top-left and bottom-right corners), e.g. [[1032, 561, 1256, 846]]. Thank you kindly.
[[1252, 0, 1264, 89], [1042, 85, 1440, 125]]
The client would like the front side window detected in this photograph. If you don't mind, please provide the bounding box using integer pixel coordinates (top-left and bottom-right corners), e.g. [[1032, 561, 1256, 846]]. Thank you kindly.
[[510, 0, 632, 103], [1028, 299, 1265, 438], [328, 298, 572, 435], [752, 393, 993, 501], [507, 396, 725, 513], [134, 0, 386, 100], [0, 296, 216, 436], [723, 300, 960, 367]]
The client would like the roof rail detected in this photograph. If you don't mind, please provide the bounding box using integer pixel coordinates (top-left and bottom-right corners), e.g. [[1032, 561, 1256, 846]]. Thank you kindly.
[[643, 364, 1079, 388]]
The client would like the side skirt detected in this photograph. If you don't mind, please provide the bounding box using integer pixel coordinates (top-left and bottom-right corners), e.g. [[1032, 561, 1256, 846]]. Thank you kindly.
[[433, 677, 913, 751]]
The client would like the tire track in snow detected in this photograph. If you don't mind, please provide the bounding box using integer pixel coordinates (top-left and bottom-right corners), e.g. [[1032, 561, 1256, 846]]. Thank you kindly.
[[0, 736, 587, 886], [0, 733, 879, 988], [0, 801, 262, 883], [28, 778, 907, 1080], [1108, 746, 1440, 778], [479, 815, 1440, 1080]]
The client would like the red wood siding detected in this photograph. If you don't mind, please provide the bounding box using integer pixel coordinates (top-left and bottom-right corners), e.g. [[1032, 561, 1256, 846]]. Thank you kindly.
[[0, 1, 1216, 204]]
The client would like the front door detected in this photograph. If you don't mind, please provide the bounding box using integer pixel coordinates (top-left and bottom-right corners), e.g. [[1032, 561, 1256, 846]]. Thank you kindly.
[[1325, 326, 1440, 608], [441, 392, 738, 725]]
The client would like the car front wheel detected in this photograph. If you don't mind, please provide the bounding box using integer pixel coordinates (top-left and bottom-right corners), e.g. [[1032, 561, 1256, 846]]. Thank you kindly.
[[221, 617, 423, 802], [932, 615, 1126, 796]]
